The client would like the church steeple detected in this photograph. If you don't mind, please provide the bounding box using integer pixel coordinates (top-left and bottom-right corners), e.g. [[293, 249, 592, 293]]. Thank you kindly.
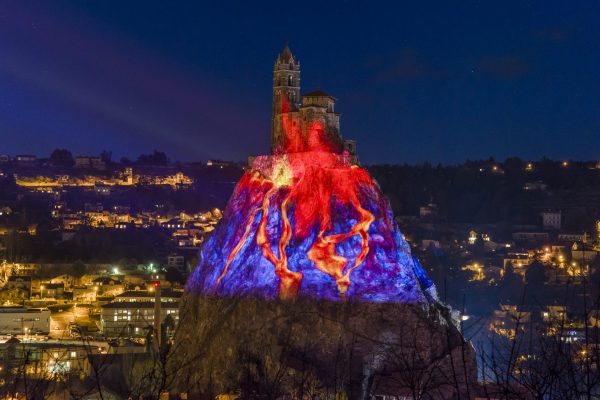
[[271, 43, 301, 152], [278, 43, 294, 63]]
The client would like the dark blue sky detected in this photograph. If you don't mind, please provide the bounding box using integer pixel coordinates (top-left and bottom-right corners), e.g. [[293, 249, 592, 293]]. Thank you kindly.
[[1, 1, 599, 164]]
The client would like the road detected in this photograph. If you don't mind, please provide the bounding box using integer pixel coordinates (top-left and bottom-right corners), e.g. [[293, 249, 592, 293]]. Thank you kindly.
[[48, 304, 95, 339]]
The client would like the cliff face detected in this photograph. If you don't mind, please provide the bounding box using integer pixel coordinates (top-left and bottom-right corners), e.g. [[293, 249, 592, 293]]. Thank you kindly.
[[173, 149, 477, 398], [177, 100, 475, 398], [171, 297, 476, 400]]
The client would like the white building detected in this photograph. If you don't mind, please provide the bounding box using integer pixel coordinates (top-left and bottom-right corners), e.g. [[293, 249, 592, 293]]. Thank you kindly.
[[167, 254, 186, 272], [74, 156, 106, 170], [0, 307, 51, 335], [100, 301, 179, 337], [100, 289, 182, 336], [542, 211, 561, 230], [113, 289, 182, 303], [558, 232, 586, 242]]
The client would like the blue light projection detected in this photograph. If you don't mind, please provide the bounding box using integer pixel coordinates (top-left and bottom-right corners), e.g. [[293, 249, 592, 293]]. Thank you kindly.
[[186, 152, 437, 304]]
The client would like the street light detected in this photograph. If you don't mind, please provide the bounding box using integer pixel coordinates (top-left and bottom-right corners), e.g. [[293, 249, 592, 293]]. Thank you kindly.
[[40, 285, 45, 299]]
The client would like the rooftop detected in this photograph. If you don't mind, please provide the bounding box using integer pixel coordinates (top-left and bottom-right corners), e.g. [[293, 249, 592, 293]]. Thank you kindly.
[[115, 289, 183, 299], [101, 301, 179, 309], [277, 44, 295, 63], [302, 89, 336, 99]]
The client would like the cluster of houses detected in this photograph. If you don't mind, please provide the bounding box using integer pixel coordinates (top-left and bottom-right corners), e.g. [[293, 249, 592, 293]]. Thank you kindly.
[[0, 259, 187, 390], [489, 303, 600, 346], [12, 165, 193, 189], [409, 207, 600, 287], [52, 202, 221, 242], [404, 206, 600, 364], [465, 224, 599, 284], [0, 262, 184, 339]]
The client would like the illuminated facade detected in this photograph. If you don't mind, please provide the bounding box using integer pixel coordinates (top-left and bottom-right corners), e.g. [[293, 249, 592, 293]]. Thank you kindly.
[[271, 45, 342, 154], [187, 45, 436, 303]]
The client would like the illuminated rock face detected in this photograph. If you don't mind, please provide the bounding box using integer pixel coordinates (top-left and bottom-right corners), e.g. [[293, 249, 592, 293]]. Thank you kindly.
[[186, 47, 436, 303], [186, 150, 434, 303], [177, 50, 469, 399]]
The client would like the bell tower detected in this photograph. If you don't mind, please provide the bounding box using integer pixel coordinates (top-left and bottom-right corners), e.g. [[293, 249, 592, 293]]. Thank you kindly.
[[271, 43, 300, 152]]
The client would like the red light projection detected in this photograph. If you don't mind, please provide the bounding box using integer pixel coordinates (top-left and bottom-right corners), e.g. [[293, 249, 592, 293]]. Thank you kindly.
[[188, 95, 432, 303], [212, 97, 377, 299], [214, 153, 376, 299], [278, 97, 339, 154]]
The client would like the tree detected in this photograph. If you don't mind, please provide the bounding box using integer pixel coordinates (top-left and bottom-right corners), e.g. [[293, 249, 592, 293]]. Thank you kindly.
[[49, 149, 74, 167], [165, 267, 185, 285], [100, 150, 113, 165], [524, 260, 547, 304], [0, 288, 27, 305], [163, 314, 176, 341], [504, 156, 525, 172], [137, 150, 168, 166], [499, 262, 525, 304], [589, 257, 600, 287], [525, 260, 546, 286], [72, 260, 87, 278]]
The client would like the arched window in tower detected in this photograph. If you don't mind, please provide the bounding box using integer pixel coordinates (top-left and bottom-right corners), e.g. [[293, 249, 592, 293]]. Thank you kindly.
[[288, 75, 293, 86]]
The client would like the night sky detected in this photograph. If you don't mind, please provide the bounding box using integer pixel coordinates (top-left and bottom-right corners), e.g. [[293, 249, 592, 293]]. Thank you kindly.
[[1, 1, 599, 164]]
